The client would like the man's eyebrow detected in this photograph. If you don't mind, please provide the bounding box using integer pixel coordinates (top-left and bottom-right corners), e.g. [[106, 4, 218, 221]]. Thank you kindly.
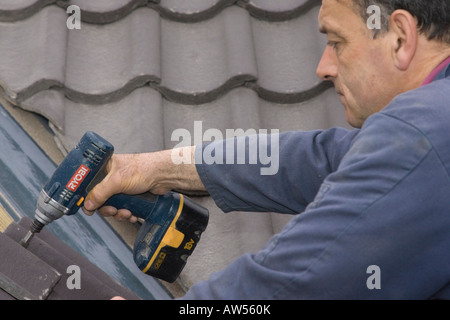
[[319, 24, 345, 38]]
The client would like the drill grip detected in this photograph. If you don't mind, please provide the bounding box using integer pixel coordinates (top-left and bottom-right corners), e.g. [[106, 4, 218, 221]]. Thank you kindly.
[[103, 193, 159, 220]]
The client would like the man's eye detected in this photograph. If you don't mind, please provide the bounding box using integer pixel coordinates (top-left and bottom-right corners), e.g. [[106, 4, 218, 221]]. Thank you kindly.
[[327, 41, 339, 49]]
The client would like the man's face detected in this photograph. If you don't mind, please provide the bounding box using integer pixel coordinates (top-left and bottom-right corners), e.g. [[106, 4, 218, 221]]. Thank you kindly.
[[317, 0, 400, 128]]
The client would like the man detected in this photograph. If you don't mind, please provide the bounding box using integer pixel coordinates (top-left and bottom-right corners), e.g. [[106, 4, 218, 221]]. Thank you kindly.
[[83, 0, 450, 299]]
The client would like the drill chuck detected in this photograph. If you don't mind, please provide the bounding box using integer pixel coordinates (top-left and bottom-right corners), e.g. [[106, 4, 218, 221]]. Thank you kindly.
[[34, 189, 70, 226], [30, 219, 45, 234]]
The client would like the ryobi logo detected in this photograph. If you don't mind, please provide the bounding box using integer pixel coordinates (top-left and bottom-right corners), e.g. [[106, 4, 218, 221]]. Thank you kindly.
[[66, 165, 90, 192]]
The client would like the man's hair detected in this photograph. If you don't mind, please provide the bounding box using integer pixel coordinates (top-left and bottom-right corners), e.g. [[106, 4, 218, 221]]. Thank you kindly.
[[351, 0, 450, 43]]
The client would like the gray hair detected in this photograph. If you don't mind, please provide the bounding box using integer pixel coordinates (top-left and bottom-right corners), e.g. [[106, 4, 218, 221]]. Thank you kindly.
[[350, 0, 450, 43]]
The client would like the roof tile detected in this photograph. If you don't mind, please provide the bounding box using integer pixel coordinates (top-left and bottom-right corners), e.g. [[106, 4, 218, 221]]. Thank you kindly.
[[65, 7, 160, 102], [0, 6, 66, 102], [0, 0, 322, 23], [251, 6, 323, 94], [160, 6, 257, 104], [58, 87, 165, 153], [241, 0, 320, 21], [0, 0, 54, 22]]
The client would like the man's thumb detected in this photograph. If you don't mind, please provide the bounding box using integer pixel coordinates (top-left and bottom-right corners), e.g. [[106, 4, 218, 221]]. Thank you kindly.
[[83, 174, 116, 213]]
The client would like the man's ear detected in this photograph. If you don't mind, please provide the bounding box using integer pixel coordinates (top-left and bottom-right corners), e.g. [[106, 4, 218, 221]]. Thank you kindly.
[[388, 9, 418, 71]]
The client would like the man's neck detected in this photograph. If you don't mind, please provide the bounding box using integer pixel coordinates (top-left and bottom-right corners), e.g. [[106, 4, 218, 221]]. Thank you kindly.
[[421, 56, 450, 86], [405, 40, 450, 90]]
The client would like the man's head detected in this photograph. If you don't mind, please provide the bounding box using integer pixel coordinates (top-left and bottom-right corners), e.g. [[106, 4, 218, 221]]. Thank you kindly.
[[316, 0, 450, 128]]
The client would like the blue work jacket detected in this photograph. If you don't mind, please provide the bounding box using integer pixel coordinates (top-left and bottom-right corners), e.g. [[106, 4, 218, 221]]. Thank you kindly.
[[183, 63, 450, 299]]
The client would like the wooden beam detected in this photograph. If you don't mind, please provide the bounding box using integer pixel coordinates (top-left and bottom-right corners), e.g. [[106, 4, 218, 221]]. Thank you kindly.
[[0, 204, 13, 233]]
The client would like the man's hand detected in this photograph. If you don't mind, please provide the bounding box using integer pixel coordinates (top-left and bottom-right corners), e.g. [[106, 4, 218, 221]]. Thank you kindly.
[[82, 146, 205, 221]]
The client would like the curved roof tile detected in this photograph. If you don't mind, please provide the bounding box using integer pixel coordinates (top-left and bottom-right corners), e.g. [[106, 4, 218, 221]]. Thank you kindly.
[[0, 0, 320, 23]]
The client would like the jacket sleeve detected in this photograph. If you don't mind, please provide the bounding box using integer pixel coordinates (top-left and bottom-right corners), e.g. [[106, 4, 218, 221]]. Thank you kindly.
[[183, 113, 449, 299], [195, 127, 358, 214]]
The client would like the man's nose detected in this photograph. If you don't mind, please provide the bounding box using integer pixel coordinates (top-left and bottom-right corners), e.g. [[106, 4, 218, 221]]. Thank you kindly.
[[316, 46, 338, 81]]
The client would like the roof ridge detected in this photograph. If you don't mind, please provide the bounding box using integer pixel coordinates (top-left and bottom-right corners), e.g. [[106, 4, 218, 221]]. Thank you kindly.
[[0, 0, 320, 24]]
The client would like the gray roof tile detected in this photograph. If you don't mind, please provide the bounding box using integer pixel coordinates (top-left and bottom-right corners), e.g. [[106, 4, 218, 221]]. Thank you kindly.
[[60, 87, 165, 153], [160, 6, 257, 104], [241, 0, 320, 21], [72, 0, 140, 12], [0, 0, 54, 22], [163, 87, 262, 148], [259, 89, 346, 131], [0, 0, 45, 11], [0, 0, 321, 23], [65, 7, 160, 102], [247, 0, 313, 12], [70, 0, 151, 25], [250, 6, 324, 93], [0, 6, 66, 102], [157, 0, 235, 22], [159, 0, 226, 14], [20, 89, 66, 131]]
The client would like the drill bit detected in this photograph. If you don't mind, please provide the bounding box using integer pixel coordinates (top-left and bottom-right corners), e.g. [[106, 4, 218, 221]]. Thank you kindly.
[[19, 219, 45, 248], [19, 230, 35, 248]]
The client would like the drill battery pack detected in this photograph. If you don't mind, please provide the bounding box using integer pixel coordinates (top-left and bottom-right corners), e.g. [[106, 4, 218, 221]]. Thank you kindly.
[[129, 192, 209, 283]]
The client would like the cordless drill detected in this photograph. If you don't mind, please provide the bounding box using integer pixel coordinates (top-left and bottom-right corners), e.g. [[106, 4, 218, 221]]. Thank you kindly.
[[20, 131, 209, 283]]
